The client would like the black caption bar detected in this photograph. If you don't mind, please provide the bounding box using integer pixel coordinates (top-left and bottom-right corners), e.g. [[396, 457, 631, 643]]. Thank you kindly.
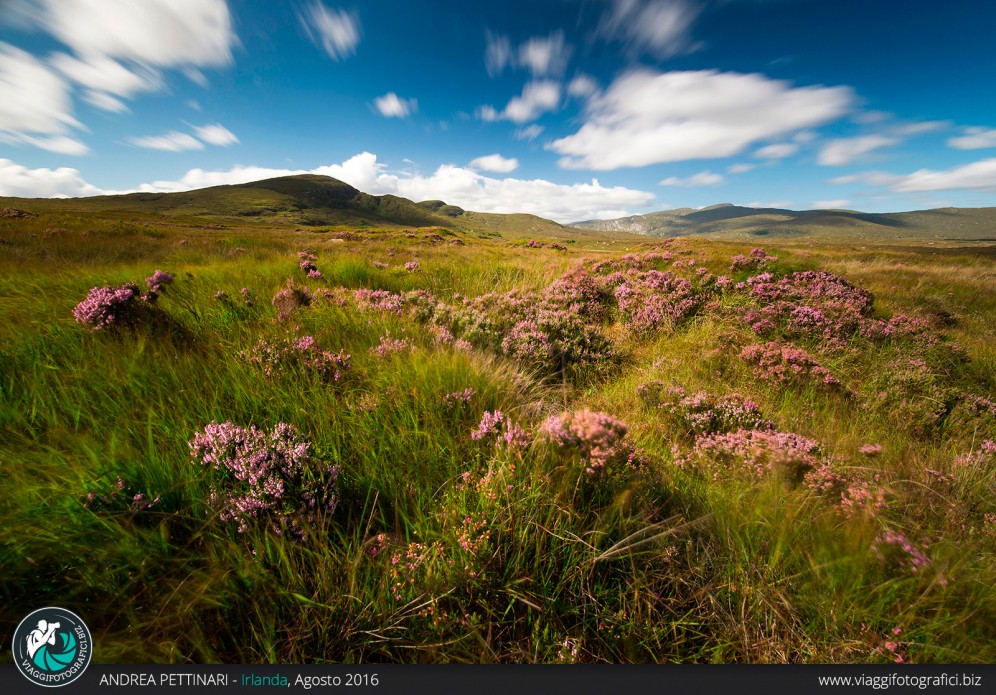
[[1, 664, 992, 695]]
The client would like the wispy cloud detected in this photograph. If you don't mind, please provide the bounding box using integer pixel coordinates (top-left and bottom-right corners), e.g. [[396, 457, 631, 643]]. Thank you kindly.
[[598, 0, 703, 59], [818, 134, 899, 166], [659, 170, 724, 186], [948, 127, 996, 150], [551, 69, 853, 170], [469, 153, 519, 173], [128, 131, 204, 152], [754, 142, 798, 159], [830, 158, 996, 193], [300, 2, 361, 61], [479, 80, 560, 124], [373, 93, 417, 118], [192, 123, 239, 146], [485, 31, 571, 77]]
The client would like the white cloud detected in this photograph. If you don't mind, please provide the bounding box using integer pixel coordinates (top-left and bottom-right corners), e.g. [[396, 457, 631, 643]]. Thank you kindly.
[[49, 52, 157, 99], [469, 154, 519, 173], [550, 69, 854, 170], [485, 31, 571, 78], [300, 3, 360, 61], [812, 199, 850, 209], [0, 152, 657, 223], [0, 158, 107, 197], [514, 124, 545, 141], [818, 134, 899, 165], [374, 93, 417, 118], [0, 43, 87, 154], [746, 200, 793, 209], [518, 32, 571, 77], [480, 80, 561, 124], [829, 158, 996, 194], [25, 0, 236, 67], [567, 74, 599, 99], [659, 170, 723, 186], [890, 158, 996, 193], [485, 32, 513, 77], [754, 142, 798, 159], [727, 162, 757, 174], [83, 91, 129, 113], [183, 67, 210, 88], [193, 123, 239, 146], [128, 131, 204, 152], [948, 127, 996, 150], [598, 0, 702, 58], [892, 120, 946, 136]]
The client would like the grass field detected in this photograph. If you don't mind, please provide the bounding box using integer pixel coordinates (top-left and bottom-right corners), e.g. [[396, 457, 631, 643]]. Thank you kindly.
[[1, 206, 994, 664]]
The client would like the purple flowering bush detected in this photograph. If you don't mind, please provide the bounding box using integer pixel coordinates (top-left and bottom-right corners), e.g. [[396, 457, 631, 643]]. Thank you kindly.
[[471, 411, 531, 450], [190, 421, 339, 542], [681, 428, 822, 484], [613, 270, 701, 334], [637, 382, 773, 436], [730, 248, 778, 273], [271, 279, 312, 320], [84, 476, 161, 514], [242, 335, 350, 382], [73, 283, 147, 331], [540, 409, 635, 477], [740, 341, 843, 390]]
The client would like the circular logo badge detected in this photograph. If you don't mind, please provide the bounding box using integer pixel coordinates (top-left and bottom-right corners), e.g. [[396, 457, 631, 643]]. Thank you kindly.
[[12, 607, 92, 688]]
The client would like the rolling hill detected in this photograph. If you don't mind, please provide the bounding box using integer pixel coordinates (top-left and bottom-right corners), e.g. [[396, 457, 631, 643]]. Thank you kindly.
[[571, 203, 996, 242]]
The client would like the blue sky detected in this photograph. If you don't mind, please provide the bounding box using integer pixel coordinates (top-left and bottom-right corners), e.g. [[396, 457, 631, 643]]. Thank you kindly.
[[1, 0, 995, 222]]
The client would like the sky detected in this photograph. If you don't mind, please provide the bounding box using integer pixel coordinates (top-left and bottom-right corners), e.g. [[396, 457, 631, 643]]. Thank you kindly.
[[1, 0, 995, 223]]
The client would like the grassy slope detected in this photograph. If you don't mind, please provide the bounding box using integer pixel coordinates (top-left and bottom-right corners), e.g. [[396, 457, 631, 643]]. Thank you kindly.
[[0, 206, 994, 664]]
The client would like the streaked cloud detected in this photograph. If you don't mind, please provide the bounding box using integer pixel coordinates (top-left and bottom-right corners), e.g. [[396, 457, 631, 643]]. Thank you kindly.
[[551, 69, 854, 170], [479, 80, 561, 124], [754, 142, 799, 159], [948, 127, 996, 150], [301, 3, 361, 61], [469, 153, 519, 173], [598, 0, 702, 58], [659, 170, 724, 186], [373, 93, 418, 118], [128, 131, 204, 152], [818, 134, 899, 166], [485, 31, 571, 77], [192, 123, 239, 146]]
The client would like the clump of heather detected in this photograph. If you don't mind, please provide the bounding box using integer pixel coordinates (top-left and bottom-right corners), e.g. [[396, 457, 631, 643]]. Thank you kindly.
[[946, 394, 996, 441], [730, 248, 777, 272], [354, 288, 404, 315], [404, 260, 419, 273], [242, 335, 350, 382], [73, 283, 148, 331], [737, 270, 874, 345], [839, 480, 888, 518], [954, 439, 996, 469], [190, 421, 339, 542], [872, 529, 931, 574], [859, 443, 883, 457], [240, 287, 254, 306], [442, 388, 475, 407], [526, 240, 544, 248], [682, 428, 821, 484], [740, 341, 843, 390], [369, 334, 413, 358], [540, 409, 633, 477], [637, 382, 772, 436], [471, 411, 531, 450], [84, 476, 161, 513], [860, 313, 941, 347], [613, 270, 701, 334], [145, 269, 174, 293], [271, 279, 312, 320]]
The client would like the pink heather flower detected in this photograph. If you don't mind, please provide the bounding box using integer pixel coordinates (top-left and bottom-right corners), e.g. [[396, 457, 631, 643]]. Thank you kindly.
[[190, 420, 339, 541], [541, 409, 631, 476], [241, 335, 350, 382], [471, 411, 532, 450], [73, 283, 144, 331], [214, 290, 228, 301], [404, 261, 420, 273], [443, 388, 475, 406], [859, 443, 883, 456], [371, 260, 389, 269], [636, 382, 772, 436], [685, 428, 822, 483], [271, 280, 312, 319], [740, 341, 842, 389], [369, 334, 414, 358], [872, 530, 931, 573], [953, 440, 996, 469], [145, 269, 174, 292], [240, 287, 254, 306], [354, 288, 404, 314]]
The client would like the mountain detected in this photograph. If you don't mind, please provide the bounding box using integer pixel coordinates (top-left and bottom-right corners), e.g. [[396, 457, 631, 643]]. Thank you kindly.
[[0, 174, 574, 239], [571, 204, 996, 242]]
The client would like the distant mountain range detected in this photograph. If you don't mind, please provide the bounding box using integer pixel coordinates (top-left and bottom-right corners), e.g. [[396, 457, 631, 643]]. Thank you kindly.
[[0, 174, 605, 240], [570, 203, 996, 242], [4, 176, 994, 243]]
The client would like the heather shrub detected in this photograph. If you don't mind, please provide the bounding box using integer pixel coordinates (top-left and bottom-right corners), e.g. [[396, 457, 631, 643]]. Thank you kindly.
[[730, 247, 777, 272], [681, 428, 821, 484], [84, 476, 161, 514], [613, 270, 701, 334], [369, 334, 414, 358], [471, 410, 531, 450], [871, 530, 931, 575], [190, 421, 339, 542], [271, 279, 312, 320], [740, 341, 843, 390], [637, 382, 772, 436], [73, 283, 148, 331], [540, 409, 634, 477], [242, 335, 350, 382]]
